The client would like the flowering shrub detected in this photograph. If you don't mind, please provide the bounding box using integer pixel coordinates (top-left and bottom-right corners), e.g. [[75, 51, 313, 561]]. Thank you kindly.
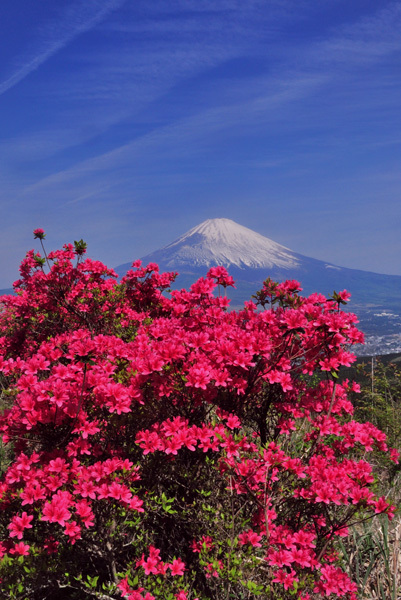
[[0, 231, 397, 599]]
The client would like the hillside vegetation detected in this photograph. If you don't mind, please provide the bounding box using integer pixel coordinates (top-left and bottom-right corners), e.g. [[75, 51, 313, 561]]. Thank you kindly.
[[0, 231, 398, 600]]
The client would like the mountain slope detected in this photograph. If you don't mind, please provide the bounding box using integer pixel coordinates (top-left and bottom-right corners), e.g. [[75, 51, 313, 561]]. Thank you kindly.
[[115, 218, 401, 304], [142, 218, 300, 270], [115, 219, 401, 354]]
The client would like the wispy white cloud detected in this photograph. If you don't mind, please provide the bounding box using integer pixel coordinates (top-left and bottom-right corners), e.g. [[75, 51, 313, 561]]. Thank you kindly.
[[8, 0, 400, 173], [2, 1, 401, 284], [18, 71, 328, 196], [309, 2, 401, 67], [12, 1, 401, 198], [0, 0, 125, 96], [0, 1, 274, 165]]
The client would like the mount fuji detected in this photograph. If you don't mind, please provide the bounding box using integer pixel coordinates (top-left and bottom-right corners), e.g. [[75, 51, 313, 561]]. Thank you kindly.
[[133, 218, 301, 271], [115, 219, 401, 354]]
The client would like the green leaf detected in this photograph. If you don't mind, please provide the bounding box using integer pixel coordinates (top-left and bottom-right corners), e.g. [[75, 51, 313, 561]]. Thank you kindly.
[[74, 239, 88, 255]]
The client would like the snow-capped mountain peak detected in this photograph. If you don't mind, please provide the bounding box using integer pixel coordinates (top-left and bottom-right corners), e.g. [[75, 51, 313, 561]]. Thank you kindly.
[[114, 217, 401, 356], [151, 218, 300, 270]]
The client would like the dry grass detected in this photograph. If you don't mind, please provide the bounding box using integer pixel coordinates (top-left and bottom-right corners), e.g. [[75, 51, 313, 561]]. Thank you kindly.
[[338, 470, 401, 600]]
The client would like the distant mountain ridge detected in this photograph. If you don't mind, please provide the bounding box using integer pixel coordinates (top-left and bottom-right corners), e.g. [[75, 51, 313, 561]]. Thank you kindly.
[[146, 218, 300, 270], [115, 218, 401, 355], [115, 218, 401, 307]]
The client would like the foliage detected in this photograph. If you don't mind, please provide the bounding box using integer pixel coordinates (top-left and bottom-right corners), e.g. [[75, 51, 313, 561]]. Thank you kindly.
[[338, 514, 401, 600], [337, 358, 401, 599], [0, 230, 398, 599], [353, 359, 401, 483]]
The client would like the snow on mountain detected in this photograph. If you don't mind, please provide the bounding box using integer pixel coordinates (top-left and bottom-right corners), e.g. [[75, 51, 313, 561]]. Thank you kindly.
[[114, 217, 401, 355], [138, 218, 300, 270]]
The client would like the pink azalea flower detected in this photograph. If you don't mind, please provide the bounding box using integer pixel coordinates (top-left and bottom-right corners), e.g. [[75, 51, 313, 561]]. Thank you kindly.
[[10, 541, 30, 556], [8, 511, 34, 539], [169, 558, 186, 576], [41, 498, 71, 527], [33, 228, 45, 239]]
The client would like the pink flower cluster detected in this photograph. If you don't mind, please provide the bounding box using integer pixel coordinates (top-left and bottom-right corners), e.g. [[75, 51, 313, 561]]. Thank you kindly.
[[0, 231, 397, 599], [136, 546, 185, 576]]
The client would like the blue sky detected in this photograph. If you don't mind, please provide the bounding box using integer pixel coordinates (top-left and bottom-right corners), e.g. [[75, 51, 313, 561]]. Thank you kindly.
[[1, 0, 401, 287]]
